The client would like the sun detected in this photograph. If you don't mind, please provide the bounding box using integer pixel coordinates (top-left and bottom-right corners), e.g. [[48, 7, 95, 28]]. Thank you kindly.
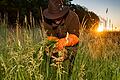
[[97, 24, 104, 32]]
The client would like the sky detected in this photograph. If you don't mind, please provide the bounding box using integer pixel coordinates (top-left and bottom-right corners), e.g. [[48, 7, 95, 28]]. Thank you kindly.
[[71, 0, 120, 28]]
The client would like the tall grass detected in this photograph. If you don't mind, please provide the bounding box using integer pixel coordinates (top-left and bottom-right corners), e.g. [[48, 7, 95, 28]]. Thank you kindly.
[[71, 30, 120, 80], [0, 22, 120, 80]]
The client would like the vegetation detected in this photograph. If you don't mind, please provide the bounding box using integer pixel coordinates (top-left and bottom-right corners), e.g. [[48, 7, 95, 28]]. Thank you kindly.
[[0, 22, 120, 80], [1, 0, 120, 80], [70, 4, 99, 30], [0, 0, 99, 29]]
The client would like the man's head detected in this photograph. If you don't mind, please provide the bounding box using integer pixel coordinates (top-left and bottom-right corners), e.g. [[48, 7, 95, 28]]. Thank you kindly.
[[43, 0, 69, 20]]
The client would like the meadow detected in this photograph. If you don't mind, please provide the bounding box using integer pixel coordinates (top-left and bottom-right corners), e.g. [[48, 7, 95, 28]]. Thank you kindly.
[[0, 22, 120, 80]]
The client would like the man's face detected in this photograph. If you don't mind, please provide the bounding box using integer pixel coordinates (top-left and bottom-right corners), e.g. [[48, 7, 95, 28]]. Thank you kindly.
[[52, 17, 63, 25]]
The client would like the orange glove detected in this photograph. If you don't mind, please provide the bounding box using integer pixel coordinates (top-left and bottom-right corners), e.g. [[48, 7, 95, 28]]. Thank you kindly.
[[47, 36, 59, 41], [56, 32, 79, 50], [65, 33, 79, 46], [56, 38, 67, 50]]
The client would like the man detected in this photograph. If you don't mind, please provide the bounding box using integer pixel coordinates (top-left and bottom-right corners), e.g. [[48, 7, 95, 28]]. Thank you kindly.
[[43, 0, 80, 38], [43, 0, 80, 62]]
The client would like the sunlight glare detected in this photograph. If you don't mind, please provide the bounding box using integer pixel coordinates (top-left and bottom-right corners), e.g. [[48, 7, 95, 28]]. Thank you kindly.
[[97, 24, 104, 32]]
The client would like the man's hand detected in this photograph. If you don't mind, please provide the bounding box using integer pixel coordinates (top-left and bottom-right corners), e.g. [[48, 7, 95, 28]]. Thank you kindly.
[[47, 36, 59, 41], [65, 32, 79, 46], [55, 32, 79, 50], [55, 38, 67, 50], [46, 33, 79, 62]]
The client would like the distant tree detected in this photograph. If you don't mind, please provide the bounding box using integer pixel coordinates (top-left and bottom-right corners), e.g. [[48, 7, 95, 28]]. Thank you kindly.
[[64, 0, 73, 5], [70, 4, 99, 30], [0, 0, 49, 25], [0, 0, 99, 29]]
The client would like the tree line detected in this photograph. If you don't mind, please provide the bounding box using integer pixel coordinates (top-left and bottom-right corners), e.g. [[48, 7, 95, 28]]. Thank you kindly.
[[0, 0, 99, 29]]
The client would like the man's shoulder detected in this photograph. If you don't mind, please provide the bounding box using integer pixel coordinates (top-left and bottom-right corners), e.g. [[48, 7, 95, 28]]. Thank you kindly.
[[66, 10, 79, 21], [68, 10, 79, 18], [66, 10, 79, 22]]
